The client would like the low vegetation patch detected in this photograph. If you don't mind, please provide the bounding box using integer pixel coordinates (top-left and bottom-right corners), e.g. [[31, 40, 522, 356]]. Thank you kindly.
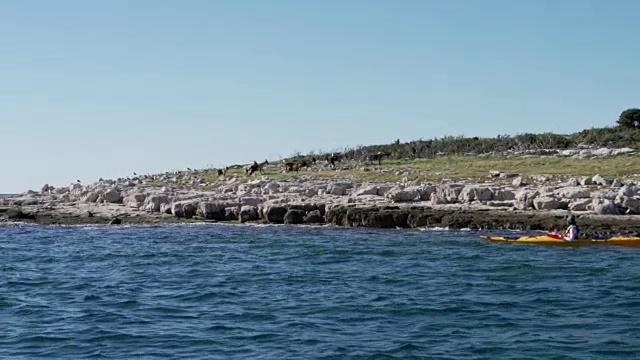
[[194, 154, 640, 187]]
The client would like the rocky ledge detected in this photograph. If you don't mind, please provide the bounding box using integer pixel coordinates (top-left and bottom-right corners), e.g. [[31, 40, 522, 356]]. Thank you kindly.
[[3, 171, 640, 234]]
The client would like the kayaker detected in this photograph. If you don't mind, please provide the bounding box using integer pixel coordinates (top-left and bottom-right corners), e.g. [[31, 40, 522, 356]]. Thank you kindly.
[[563, 214, 580, 241]]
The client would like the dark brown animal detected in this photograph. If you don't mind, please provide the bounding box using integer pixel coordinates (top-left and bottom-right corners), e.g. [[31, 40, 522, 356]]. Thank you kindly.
[[283, 162, 301, 172], [367, 152, 389, 165], [246, 160, 269, 176], [282, 162, 295, 172], [298, 160, 311, 170], [283, 160, 311, 172], [326, 153, 342, 169], [217, 166, 228, 177]]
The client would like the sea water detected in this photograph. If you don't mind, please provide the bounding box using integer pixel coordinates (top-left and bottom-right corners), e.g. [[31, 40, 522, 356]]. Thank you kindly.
[[1, 224, 638, 359]]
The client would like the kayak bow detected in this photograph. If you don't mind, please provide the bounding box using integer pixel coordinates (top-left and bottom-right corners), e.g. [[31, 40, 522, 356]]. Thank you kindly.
[[480, 235, 640, 247]]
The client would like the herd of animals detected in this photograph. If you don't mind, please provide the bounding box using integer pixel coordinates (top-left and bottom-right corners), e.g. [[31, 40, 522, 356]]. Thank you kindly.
[[214, 152, 390, 178]]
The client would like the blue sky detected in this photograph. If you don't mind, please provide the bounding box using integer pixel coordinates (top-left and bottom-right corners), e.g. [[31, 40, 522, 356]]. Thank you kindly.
[[1, 0, 638, 193]]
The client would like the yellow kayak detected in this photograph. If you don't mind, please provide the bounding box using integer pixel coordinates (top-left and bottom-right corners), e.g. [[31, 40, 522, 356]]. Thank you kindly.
[[480, 235, 640, 247]]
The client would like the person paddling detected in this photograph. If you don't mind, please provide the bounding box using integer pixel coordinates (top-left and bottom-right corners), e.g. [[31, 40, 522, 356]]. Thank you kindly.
[[563, 214, 580, 241]]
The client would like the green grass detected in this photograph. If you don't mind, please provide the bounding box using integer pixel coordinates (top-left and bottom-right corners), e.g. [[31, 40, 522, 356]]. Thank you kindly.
[[381, 155, 638, 176], [179, 154, 640, 189]]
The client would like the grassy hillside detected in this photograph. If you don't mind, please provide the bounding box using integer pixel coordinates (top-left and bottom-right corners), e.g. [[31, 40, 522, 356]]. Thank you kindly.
[[197, 153, 640, 187], [193, 125, 640, 187]]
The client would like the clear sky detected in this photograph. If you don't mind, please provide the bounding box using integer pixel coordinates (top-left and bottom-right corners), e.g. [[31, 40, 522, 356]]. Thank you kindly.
[[1, 0, 638, 193]]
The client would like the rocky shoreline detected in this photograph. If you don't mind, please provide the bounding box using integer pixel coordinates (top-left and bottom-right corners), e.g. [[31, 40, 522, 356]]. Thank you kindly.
[[3, 167, 640, 234]]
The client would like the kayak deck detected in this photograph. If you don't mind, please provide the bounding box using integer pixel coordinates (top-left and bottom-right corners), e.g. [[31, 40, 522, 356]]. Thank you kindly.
[[480, 235, 640, 246]]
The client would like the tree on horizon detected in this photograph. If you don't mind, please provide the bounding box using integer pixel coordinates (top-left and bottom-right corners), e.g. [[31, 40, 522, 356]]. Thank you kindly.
[[617, 108, 640, 129]]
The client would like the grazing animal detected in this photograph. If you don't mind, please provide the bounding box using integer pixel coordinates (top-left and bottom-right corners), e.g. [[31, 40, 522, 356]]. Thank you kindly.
[[282, 162, 296, 172], [299, 160, 311, 170], [367, 152, 389, 165], [246, 160, 269, 176], [283, 160, 310, 172], [326, 153, 342, 169], [217, 166, 228, 177]]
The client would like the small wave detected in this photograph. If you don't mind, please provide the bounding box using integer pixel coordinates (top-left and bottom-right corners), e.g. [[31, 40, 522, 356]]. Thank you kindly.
[[20, 335, 74, 343], [83, 294, 101, 301], [206, 324, 240, 332], [417, 226, 451, 231], [0, 221, 38, 227], [116, 299, 140, 307]]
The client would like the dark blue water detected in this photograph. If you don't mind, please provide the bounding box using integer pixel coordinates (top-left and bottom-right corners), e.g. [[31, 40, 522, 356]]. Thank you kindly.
[[1, 224, 639, 359]]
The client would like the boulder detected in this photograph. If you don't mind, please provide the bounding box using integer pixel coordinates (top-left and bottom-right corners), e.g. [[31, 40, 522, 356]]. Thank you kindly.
[[532, 196, 566, 210], [284, 209, 305, 224], [103, 188, 123, 204], [124, 193, 146, 208], [564, 178, 580, 187], [376, 185, 393, 196], [326, 183, 349, 196], [239, 205, 259, 222], [592, 199, 619, 215], [262, 182, 280, 194], [568, 198, 592, 211], [172, 201, 198, 218], [197, 201, 226, 220], [412, 185, 436, 200], [304, 210, 324, 224], [21, 198, 38, 206], [4, 207, 35, 220], [225, 207, 239, 221], [160, 203, 173, 214], [143, 194, 170, 212], [458, 186, 493, 203], [512, 176, 526, 187], [617, 196, 640, 215], [515, 189, 537, 202], [618, 185, 639, 198], [54, 187, 69, 195], [594, 189, 618, 200], [579, 176, 594, 186], [41, 184, 51, 194], [555, 186, 590, 199], [353, 185, 379, 196], [288, 203, 319, 212], [592, 174, 613, 186], [385, 188, 419, 203], [69, 183, 83, 192], [183, 202, 199, 219], [430, 193, 448, 205], [493, 189, 515, 201], [263, 205, 288, 223], [436, 184, 464, 203], [82, 192, 100, 203]]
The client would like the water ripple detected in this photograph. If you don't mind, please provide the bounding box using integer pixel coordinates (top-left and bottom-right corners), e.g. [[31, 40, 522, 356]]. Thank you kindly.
[[1, 225, 639, 359]]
